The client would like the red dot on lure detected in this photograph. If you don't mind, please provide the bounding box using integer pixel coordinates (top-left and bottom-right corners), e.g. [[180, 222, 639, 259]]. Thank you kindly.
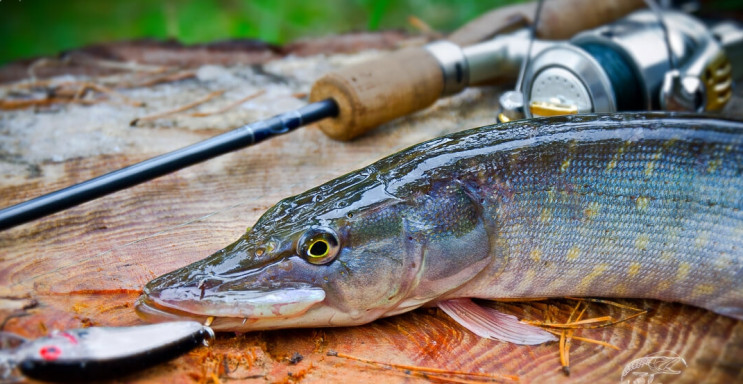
[[39, 345, 62, 361]]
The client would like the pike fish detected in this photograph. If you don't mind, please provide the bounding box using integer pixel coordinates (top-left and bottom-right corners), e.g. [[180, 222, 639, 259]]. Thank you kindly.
[[136, 113, 743, 345]]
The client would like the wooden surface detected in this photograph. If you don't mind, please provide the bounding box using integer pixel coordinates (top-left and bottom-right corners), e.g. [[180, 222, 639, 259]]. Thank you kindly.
[[1, 35, 743, 384]]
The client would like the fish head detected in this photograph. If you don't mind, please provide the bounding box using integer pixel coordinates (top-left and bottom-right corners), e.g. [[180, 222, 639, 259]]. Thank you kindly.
[[136, 177, 425, 331]]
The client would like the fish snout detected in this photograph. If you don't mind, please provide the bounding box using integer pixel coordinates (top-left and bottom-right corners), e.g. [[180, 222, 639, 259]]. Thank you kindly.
[[137, 270, 326, 322]]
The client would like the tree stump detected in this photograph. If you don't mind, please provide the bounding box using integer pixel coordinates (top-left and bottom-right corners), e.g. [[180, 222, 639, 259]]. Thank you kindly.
[[1, 34, 742, 383]]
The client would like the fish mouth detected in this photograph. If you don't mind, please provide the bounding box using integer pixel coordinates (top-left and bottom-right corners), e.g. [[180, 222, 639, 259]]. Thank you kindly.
[[135, 283, 326, 330], [135, 296, 248, 331]]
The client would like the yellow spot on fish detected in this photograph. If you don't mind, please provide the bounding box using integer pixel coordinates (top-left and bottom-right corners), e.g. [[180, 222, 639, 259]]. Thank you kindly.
[[628, 262, 642, 277], [677, 262, 690, 280], [694, 232, 709, 248], [707, 159, 722, 173], [530, 248, 542, 263], [635, 234, 650, 250], [614, 283, 629, 296], [644, 162, 656, 177], [567, 246, 581, 261], [606, 159, 618, 172], [560, 159, 571, 172], [657, 280, 672, 292], [644, 149, 664, 177], [584, 201, 600, 219], [693, 284, 716, 296], [635, 196, 650, 210], [606, 141, 630, 172], [707, 144, 733, 173], [540, 208, 553, 223], [546, 188, 557, 204], [580, 263, 608, 288]]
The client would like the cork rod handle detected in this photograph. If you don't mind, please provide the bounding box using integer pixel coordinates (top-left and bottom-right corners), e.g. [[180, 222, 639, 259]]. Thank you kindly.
[[309, 47, 443, 141]]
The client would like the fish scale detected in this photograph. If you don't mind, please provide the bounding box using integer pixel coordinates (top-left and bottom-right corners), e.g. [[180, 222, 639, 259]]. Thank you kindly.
[[451, 125, 743, 318], [138, 113, 743, 334]]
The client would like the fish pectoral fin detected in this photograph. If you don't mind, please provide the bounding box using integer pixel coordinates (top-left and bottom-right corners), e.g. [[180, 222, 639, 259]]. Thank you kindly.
[[437, 298, 557, 345]]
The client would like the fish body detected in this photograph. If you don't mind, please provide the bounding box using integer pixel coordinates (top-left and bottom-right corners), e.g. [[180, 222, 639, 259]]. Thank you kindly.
[[136, 113, 743, 335]]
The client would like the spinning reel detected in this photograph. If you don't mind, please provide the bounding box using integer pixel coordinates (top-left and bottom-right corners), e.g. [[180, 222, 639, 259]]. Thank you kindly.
[[498, 8, 743, 120]]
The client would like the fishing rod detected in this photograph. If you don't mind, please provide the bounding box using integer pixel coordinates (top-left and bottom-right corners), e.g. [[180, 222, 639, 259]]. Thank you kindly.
[[0, 0, 646, 231]]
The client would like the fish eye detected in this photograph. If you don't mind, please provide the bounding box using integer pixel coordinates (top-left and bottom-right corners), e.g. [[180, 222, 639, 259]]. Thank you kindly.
[[298, 227, 340, 265]]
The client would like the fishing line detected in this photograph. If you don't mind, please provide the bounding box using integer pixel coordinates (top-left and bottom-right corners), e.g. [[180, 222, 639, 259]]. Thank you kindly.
[[643, 0, 678, 70], [513, 0, 545, 93]]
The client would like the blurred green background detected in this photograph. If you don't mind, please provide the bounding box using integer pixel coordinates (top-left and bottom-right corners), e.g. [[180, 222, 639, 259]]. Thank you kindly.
[[2, 0, 740, 66], [0, 0, 524, 65]]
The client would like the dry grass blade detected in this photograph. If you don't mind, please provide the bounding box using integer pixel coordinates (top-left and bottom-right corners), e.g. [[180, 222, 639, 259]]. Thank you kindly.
[[578, 310, 647, 329], [558, 301, 582, 376], [126, 70, 196, 88], [81, 58, 168, 73], [524, 315, 614, 329], [27, 57, 63, 81], [1, 80, 145, 110], [0, 97, 102, 110], [130, 89, 225, 126], [543, 330, 620, 350], [520, 297, 647, 376], [188, 90, 266, 117], [66, 81, 144, 106]]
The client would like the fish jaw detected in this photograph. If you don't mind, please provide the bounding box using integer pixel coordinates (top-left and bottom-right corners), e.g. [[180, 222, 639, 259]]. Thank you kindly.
[[136, 282, 325, 319], [136, 294, 358, 331], [135, 277, 375, 332]]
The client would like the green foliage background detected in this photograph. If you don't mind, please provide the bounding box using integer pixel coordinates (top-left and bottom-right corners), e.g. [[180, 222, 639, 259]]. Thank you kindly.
[[2, 0, 740, 66], [0, 0, 524, 65]]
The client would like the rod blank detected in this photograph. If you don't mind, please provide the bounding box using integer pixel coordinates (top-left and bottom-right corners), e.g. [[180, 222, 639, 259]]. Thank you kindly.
[[0, 99, 338, 231]]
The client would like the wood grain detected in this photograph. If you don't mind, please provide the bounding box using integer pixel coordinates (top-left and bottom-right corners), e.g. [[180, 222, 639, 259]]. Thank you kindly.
[[1, 36, 742, 384]]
